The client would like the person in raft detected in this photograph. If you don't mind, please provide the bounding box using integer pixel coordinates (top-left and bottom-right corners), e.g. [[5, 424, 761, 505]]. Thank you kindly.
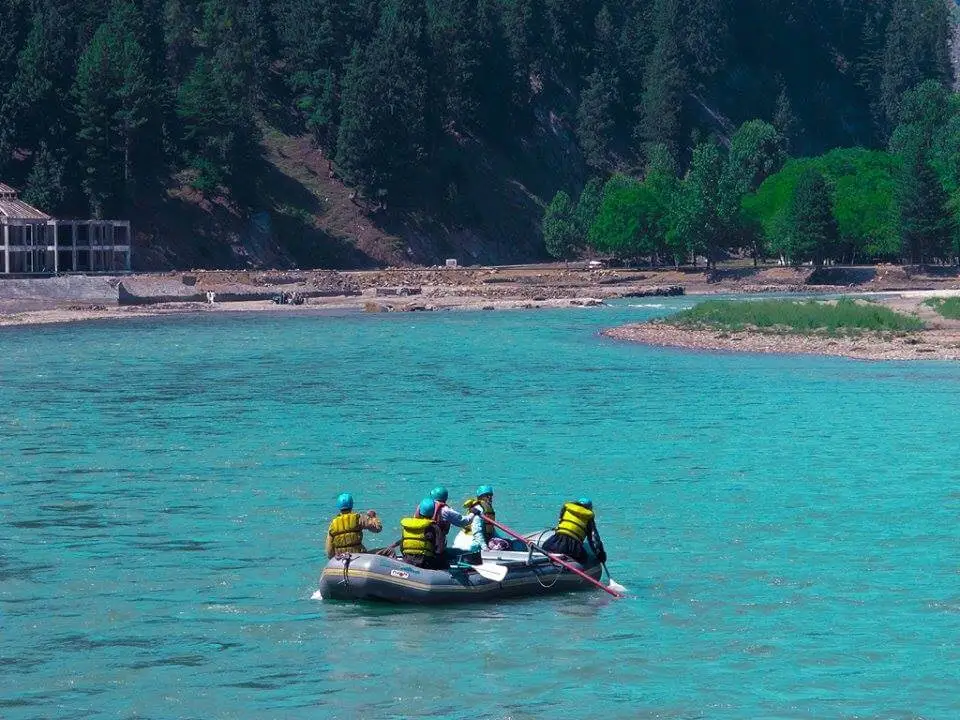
[[413, 485, 473, 548], [400, 497, 449, 570], [541, 497, 607, 566], [325, 492, 383, 558], [458, 484, 513, 552]]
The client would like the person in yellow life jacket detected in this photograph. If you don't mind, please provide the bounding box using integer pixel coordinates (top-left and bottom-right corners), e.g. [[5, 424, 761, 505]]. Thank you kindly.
[[325, 492, 383, 558], [458, 484, 512, 551], [541, 498, 606, 565], [413, 485, 472, 546], [400, 498, 448, 570]]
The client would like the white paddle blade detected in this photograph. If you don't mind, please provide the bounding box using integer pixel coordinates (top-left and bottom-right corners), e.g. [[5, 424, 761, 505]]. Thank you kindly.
[[607, 578, 627, 594], [473, 563, 508, 582]]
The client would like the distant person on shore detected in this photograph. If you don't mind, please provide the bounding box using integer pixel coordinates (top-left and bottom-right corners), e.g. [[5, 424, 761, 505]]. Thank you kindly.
[[399, 498, 448, 569], [541, 498, 606, 566], [457, 485, 512, 551], [325, 492, 383, 558], [413, 485, 473, 550]]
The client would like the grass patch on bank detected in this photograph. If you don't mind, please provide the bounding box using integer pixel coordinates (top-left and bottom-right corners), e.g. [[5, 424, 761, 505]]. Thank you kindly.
[[666, 298, 924, 334], [923, 296, 960, 319]]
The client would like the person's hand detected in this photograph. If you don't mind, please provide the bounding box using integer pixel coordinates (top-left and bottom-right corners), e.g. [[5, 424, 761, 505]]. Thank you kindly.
[[597, 550, 607, 564], [470, 505, 482, 515], [366, 509, 377, 518]]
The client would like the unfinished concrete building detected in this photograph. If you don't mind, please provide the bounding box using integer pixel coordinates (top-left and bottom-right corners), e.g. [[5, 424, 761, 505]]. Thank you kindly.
[[0, 183, 131, 274]]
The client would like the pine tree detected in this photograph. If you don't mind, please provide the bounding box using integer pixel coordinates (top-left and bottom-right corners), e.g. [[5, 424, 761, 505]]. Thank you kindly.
[[335, 0, 431, 196], [3, 2, 78, 154], [21, 141, 66, 213], [880, 0, 951, 134], [674, 141, 723, 267], [501, 0, 546, 109], [574, 178, 604, 239], [72, 0, 155, 216], [276, 0, 350, 154], [788, 167, 838, 266], [772, 83, 800, 154], [429, 0, 508, 132], [638, 0, 687, 156], [897, 141, 953, 264], [542, 190, 579, 259], [176, 54, 259, 197], [683, 0, 729, 85], [577, 69, 618, 172]]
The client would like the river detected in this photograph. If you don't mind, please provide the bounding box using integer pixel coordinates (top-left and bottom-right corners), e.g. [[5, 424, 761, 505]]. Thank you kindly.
[[1, 299, 957, 718]]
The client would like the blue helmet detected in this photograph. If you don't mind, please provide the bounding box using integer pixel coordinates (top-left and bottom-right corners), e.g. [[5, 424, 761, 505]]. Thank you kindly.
[[476, 484, 494, 498], [577, 497, 593, 509], [418, 497, 436, 518], [336, 492, 354, 511], [431, 486, 449, 502]]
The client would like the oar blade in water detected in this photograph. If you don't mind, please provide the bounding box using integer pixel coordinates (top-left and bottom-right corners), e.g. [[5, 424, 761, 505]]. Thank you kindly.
[[602, 564, 627, 594], [607, 579, 627, 593]]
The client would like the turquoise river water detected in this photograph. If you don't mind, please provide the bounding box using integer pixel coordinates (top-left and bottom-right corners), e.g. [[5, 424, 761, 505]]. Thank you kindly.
[[1, 298, 958, 719]]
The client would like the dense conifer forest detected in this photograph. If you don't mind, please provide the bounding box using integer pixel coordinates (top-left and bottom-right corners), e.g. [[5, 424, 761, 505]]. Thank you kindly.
[[0, 0, 955, 268]]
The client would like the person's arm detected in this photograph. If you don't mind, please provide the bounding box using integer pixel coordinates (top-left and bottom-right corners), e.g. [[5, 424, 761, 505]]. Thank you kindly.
[[440, 506, 471, 529], [587, 520, 607, 563], [325, 531, 334, 559], [468, 512, 485, 551], [360, 511, 383, 533]]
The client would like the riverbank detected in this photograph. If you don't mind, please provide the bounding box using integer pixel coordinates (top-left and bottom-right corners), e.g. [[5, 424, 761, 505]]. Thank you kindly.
[[604, 292, 960, 361], [3, 264, 960, 334]]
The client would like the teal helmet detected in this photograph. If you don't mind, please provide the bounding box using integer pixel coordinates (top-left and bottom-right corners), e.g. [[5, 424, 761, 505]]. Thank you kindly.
[[577, 497, 593, 509], [336, 492, 354, 511], [430, 486, 449, 502], [476, 484, 494, 498], [419, 497, 437, 518]]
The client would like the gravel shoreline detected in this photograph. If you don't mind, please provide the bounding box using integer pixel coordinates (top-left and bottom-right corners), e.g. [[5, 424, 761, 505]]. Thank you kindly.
[[4, 266, 960, 361], [603, 321, 960, 361]]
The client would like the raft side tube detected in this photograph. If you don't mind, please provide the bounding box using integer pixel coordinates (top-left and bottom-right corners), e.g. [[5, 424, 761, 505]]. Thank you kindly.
[[317, 544, 602, 605]]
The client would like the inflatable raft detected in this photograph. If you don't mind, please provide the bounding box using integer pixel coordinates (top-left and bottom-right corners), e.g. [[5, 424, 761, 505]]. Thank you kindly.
[[317, 536, 602, 604]]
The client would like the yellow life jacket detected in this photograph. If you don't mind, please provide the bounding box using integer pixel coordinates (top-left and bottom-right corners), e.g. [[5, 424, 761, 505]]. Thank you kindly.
[[461, 496, 496, 539], [400, 517, 436, 557], [328, 512, 363, 553], [555, 502, 594, 542]]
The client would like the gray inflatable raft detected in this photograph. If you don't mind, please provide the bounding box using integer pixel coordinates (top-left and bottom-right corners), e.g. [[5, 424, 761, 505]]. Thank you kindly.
[[317, 541, 602, 605]]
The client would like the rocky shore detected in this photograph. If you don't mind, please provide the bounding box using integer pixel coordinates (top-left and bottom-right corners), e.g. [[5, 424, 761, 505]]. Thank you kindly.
[[3, 264, 960, 363], [603, 291, 960, 361], [0, 264, 691, 326]]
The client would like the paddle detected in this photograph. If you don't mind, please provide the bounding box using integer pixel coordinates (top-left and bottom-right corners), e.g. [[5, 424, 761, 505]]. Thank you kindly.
[[591, 527, 627, 594], [602, 563, 627, 594], [480, 514, 623, 598], [469, 562, 508, 582]]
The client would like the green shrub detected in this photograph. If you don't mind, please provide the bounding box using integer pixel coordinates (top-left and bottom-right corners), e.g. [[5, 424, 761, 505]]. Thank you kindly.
[[923, 296, 960, 319], [667, 298, 924, 334]]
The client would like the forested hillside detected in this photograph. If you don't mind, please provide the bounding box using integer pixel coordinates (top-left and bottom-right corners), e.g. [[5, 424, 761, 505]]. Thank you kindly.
[[0, 0, 953, 269]]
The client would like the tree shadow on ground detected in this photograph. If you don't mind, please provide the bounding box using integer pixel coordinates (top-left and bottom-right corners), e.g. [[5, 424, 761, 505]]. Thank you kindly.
[[257, 161, 380, 270], [807, 267, 877, 285]]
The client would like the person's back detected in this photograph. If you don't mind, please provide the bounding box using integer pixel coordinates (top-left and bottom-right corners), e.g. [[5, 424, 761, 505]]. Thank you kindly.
[[414, 485, 471, 544], [325, 492, 382, 558], [400, 498, 447, 569], [541, 498, 606, 565]]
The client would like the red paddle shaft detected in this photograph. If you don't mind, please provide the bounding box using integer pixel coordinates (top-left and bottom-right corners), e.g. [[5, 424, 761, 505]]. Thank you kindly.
[[480, 515, 622, 599]]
